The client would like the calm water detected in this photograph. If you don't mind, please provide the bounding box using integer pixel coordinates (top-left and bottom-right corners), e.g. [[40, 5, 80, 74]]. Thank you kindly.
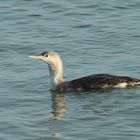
[[1, 0, 140, 139]]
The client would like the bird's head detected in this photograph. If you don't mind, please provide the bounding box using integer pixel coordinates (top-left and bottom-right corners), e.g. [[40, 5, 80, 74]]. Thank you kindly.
[[30, 51, 58, 63], [29, 51, 63, 72]]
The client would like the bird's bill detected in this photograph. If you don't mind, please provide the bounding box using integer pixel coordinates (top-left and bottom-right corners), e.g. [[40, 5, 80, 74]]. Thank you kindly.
[[29, 55, 43, 60]]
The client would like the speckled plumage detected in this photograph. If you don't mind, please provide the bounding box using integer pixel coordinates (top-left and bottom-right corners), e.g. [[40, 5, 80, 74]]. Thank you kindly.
[[69, 74, 140, 90]]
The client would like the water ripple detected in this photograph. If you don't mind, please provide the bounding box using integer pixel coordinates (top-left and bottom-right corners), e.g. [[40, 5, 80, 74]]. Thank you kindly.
[[1, 0, 140, 140]]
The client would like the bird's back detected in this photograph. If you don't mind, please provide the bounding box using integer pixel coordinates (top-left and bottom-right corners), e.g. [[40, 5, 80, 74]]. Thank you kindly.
[[69, 74, 140, 90]]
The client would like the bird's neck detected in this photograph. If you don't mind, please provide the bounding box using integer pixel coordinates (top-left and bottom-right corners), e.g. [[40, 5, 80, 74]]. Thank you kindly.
[[48, 60, 65, 90]]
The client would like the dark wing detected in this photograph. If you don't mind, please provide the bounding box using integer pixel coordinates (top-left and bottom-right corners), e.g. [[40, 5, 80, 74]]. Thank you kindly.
[[69, 74, 140, 90]]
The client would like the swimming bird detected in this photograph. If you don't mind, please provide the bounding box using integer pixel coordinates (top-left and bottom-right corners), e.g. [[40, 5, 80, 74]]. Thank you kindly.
[[29, 51, 140, 91]]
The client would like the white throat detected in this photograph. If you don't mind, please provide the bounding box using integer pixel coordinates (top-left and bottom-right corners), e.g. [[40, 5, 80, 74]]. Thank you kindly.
[[47, 55, 65, 90]]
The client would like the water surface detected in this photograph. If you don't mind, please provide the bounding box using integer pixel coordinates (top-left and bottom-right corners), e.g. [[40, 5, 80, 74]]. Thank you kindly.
[[1, 0, 140, 140]]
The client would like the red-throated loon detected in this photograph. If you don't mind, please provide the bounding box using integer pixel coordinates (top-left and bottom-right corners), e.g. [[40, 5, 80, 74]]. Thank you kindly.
[[29, 51, 140, 91]]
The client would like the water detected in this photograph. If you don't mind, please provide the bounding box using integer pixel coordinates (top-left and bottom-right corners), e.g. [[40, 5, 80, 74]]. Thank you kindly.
[[1, 0, 140, 139]]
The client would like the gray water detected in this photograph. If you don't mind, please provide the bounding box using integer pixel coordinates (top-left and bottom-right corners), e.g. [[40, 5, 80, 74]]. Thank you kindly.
[[1, 0, 140, 139]]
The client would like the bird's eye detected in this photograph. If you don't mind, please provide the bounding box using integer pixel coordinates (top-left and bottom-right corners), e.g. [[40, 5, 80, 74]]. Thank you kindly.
[[44, 54, 48, 57], [40, 51, 48, 57]]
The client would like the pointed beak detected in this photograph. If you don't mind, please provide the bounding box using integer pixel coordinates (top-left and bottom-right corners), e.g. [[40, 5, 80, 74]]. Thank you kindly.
[[29, 55, 42, 60]]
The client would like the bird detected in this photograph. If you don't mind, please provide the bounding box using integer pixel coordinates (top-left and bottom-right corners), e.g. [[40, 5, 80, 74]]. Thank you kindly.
[[29, 51, 140, 91]]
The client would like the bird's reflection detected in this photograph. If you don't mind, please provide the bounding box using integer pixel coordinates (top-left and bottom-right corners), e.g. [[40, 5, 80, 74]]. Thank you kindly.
[[51, 91, 67, 120]]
